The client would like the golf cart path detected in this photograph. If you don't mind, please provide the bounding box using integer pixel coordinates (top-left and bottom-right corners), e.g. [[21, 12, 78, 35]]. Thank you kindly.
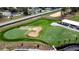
[[51, 23, 79, 32]]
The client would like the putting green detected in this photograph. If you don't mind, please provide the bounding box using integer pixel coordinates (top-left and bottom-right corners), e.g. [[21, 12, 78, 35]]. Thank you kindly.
[[4, 28, 27, 39]]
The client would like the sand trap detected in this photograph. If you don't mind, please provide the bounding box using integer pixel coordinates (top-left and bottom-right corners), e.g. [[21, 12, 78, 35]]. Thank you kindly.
[[27, 26, 42, 38], [27, 31, 39, 37], [32, 26, 42, 33], [50, 11, 61, 17]]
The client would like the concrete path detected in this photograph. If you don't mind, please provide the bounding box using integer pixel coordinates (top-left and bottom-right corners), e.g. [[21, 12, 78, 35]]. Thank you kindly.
[[51, 23, 79, 32]]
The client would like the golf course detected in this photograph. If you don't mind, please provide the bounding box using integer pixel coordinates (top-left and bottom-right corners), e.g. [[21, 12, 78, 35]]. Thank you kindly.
[[1, 18, 79, 47]]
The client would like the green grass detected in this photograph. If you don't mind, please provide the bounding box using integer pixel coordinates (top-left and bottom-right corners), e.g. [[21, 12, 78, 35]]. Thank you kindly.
[[1, 18, 79, 47], [4, 28, 27, 39], [70, 15, 79, 22]]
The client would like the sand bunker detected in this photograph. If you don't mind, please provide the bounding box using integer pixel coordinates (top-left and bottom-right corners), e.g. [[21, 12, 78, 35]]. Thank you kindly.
[[27, 26, 42, 38], [32, 26, 42, 33], [50, 11, 61, 17], [27, 31, 39, 37]]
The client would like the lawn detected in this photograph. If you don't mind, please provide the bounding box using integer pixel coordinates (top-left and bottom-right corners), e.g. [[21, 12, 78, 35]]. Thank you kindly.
[[69, 15, 79, 22], [64, 12, 79, 22], [1, 18, 79, 47]]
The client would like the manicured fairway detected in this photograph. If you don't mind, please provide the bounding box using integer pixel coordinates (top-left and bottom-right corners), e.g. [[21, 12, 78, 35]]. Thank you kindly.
[[2, 18, 79, 47]]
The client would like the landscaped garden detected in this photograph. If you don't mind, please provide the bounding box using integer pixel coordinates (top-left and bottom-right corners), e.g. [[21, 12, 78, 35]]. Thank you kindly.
[[1, 17, 79, 47]]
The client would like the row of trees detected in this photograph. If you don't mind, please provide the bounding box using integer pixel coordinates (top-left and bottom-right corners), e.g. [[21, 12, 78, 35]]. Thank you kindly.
[[8, 7, 29, 15], [0, 7, 29, 18], [0, 7, 79, 18], [0, 7, 58, 16], [61, 7, 79, 17]]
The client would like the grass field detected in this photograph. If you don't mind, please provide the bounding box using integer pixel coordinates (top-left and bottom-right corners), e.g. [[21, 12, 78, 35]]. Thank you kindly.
[[1, 18, 79, 47], [69, 15, 79, 22]]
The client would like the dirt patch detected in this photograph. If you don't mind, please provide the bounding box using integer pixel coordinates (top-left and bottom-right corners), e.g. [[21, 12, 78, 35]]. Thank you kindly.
[[0, 18, 11, 23], [50, 11, 61, 17], [0, 42, 51, 51]]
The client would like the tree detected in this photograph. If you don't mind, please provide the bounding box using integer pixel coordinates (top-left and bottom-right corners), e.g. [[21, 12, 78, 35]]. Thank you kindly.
[[58, 41, 60, 44], [8, 7, 18, 14], [0, 13, 3, 18], [70, 7, 79, 14], [1, 7, 8, 10], [75, 36, 78, 42], [68, 39, 71, 43], [16, 7, 23, 12], [61, 7, 67, 17], [64, 40, 66, 43], [23, 8, 29, 15], [39, 7, 46, 10]]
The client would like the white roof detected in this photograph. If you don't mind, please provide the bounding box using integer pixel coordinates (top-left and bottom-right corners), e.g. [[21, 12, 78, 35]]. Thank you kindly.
[[62, 19, 79, 26]]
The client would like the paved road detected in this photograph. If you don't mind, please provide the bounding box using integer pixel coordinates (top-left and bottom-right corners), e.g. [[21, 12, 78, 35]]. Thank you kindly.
[[0, 8, 61, 27]]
